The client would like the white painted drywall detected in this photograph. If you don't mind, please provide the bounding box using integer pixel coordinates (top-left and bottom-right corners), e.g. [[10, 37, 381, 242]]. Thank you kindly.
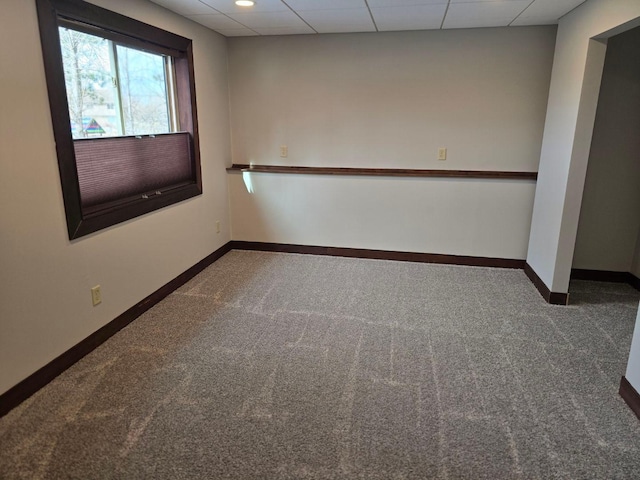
[[572, 26, 640, 273], [230, 173, 537, 259], [526, 0, 640, 293], [626, 304, 640, 392], [228, 28, 555, 171], [0, 0, 231, 395], [227, 27, 556, 258]]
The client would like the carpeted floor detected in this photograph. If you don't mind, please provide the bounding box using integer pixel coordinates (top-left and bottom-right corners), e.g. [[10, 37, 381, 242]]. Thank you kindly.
[[1, 250, 640, 479]]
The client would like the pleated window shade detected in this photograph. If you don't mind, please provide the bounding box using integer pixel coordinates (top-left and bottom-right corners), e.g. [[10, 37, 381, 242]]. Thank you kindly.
[[74, 132, 193, 211]]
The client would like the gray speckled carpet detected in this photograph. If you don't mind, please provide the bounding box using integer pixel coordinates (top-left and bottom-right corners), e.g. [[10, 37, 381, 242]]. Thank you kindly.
[[1, 250, 640, 479]]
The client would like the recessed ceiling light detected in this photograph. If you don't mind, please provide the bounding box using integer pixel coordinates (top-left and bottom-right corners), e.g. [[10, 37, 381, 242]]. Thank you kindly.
[[235, 0, 255, 6]]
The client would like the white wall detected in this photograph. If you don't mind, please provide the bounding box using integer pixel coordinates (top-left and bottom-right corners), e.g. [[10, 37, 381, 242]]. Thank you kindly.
[[228, 28, 555, 171], [0, 0, 231, 395], [627, 305, 640, 393], [227, 27, 556, 258], [572, 26, 640, 272], [526, 0, 640, 292], [230, 173, 536, 259]]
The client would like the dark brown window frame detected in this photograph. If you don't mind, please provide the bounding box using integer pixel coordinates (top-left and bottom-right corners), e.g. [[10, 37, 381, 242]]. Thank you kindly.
[[35, 0, 202, 239]]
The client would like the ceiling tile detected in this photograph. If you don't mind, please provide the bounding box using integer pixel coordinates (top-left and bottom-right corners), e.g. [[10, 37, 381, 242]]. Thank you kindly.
[[227, 10, 306, 28], [149, 0, 587, 36], [443, 1, 531, 29], [296, 8, 376, 33], [519, 0, 588, 19], [186, 13, 246, 29], [368, 0, 448, 6], [200, 0, 289, 14], [285, 0, 366, 9], [444, 16, 515, 29], [252, 25, 317, 35], [312, 25, 377, 33], [510, 15, 559, 26], [216, 28, 260, 36], [152, 0, 217, 15], [371, 4, 447, 32], [449, 0, 528, 3]]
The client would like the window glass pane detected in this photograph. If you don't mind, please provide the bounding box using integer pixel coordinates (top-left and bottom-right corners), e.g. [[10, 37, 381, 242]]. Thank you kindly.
[[59, 27, 119, 139], [116, 45, 171, 136]]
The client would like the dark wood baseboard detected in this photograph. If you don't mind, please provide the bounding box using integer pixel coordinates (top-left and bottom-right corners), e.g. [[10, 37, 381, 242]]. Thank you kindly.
[[226, 163, 538, 181], [620, 376, 640, 421], [229, 241, 525, 269], [571, 269, 640, 292], [524, 262, 569, 305], [572, 268, 630, 283], [0, 242, 232, 418]]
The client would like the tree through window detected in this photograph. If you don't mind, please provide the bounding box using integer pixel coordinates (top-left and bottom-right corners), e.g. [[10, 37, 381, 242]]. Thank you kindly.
[[59, 26, 175, 139]]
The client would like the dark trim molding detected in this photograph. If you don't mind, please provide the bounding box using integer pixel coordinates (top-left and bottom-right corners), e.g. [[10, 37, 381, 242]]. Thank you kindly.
[[0, 242, 232, 418], [571, 268, 630, 283], [524, 262, 569, 305], [620, 376, 640, 421], [571, 269, 640, 292], [229, 241, 525, 269], [226, 164, 538, 181]]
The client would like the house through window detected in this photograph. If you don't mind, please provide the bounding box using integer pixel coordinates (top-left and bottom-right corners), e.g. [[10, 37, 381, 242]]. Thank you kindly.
[[58, 25, 176, 139]]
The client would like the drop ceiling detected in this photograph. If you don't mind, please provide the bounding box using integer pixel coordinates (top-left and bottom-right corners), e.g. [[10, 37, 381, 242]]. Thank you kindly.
[[150, 0, 588, 37]]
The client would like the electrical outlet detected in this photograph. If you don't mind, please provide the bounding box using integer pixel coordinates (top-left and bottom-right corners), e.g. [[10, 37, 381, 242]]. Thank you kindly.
[[91, 285, 102, 306], [280, 145, 288, 158], [438, 147, 447, 161], [216, 221, 220, 234]]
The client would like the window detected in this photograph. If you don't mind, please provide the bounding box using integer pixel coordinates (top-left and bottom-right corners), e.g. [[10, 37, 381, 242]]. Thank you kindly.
[[59, 27, 175, 139], [36, 0, 202, 239]]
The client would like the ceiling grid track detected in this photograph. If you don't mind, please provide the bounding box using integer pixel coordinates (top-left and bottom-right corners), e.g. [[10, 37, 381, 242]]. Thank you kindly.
[[281, 0, 319, 34], [363, 1, 379, 33], [509, 0, 538, 27], [439, 0, 451, 30]]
